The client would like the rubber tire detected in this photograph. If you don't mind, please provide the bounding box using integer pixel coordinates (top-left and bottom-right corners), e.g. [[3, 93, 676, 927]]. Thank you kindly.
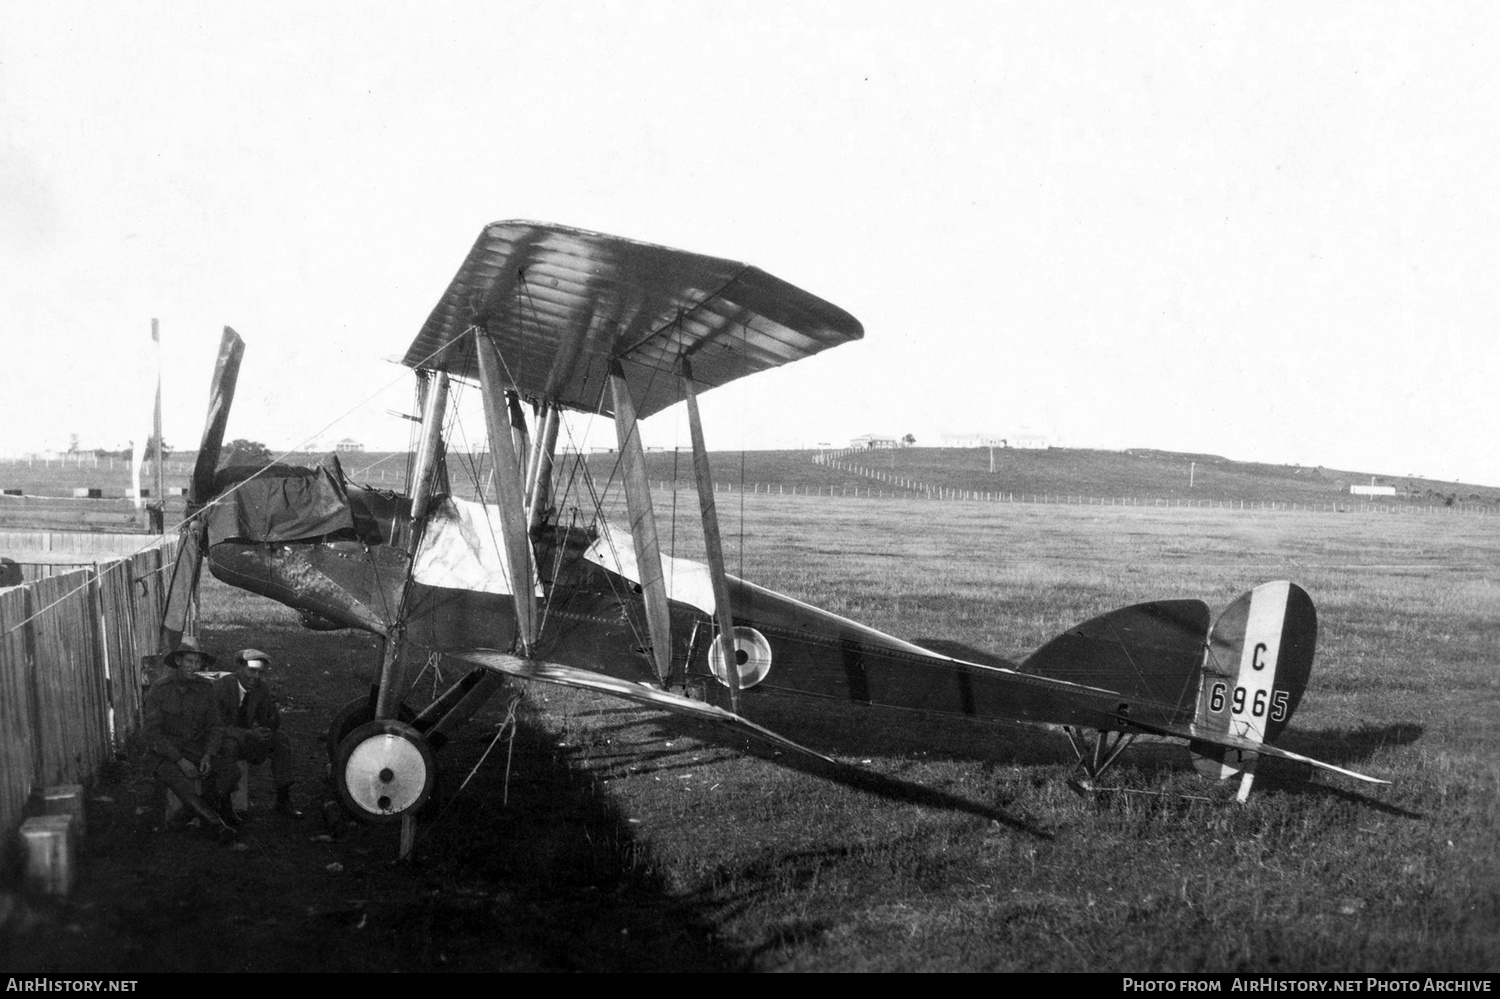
[[325, 695, 417, 764], [333, 719, 436, 824]]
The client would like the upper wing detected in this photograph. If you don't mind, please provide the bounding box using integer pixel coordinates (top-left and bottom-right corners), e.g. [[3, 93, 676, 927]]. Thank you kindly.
[[403, 221, 864, 418]]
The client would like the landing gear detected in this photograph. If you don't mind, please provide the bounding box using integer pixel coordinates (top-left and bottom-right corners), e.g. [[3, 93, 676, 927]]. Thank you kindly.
[[325, 694, 418, 765], [1063, 726, 1136, 794], [333, 720, 436, 824]]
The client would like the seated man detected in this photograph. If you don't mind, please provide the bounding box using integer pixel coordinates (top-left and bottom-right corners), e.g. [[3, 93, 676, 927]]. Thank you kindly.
[[214, 649, 302, 819], [143, 636, 237, 839]]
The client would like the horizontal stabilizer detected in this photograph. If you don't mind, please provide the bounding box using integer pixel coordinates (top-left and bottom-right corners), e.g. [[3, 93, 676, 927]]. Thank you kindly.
[[1023, 599, 1210, 717], [1116, 714, 1390, 786], [448, 650, 833, 765]]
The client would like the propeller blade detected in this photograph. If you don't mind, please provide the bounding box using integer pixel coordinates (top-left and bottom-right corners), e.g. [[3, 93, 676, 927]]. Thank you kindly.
[[161, 326, 245, 650], [188, 326, 245, 508]]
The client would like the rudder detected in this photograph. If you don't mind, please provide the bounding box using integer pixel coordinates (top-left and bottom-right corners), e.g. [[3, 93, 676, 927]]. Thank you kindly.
[[1191, 581, 1317, 784]]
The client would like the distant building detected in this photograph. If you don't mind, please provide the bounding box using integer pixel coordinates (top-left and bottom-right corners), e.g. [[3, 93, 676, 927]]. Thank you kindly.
[[1350, 485, 1396, 497], [939, 432, 1008, 448], [939, 431, 1049, 449], [850, 434, 900, 450], [335, 438, 365, 454]]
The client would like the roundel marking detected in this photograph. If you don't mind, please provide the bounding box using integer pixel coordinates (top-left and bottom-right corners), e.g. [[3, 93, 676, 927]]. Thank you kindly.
[[708, 625, 773, 689]]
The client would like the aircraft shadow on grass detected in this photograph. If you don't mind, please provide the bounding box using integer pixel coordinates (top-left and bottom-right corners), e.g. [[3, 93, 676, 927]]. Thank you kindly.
[[388, 709, 744, 971], [588, 708, 1056, 838], [681, 835, 980, 963], [1258, 722, 1425, 818]]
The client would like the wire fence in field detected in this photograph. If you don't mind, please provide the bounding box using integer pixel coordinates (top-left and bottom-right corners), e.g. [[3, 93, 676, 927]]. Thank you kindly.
[[647, 479, 1497, 515], [638, 451, 1500, 518]]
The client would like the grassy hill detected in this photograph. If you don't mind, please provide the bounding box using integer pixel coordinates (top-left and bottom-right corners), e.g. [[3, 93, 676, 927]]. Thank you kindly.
[[562, 447, 1499, 508], [2, 445, 1495, 534], [785, 446, 1499, 506]]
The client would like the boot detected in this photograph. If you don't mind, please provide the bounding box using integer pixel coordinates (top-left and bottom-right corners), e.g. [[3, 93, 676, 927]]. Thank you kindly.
[[274, 784, 304, 820], [214, 791, 243, 827], [181, 789, 236, 842]]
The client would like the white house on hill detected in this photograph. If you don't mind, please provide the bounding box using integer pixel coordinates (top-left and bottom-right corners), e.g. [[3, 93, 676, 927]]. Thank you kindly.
[[940, 431, 1049, 449], [939, 432, 1008, 448]]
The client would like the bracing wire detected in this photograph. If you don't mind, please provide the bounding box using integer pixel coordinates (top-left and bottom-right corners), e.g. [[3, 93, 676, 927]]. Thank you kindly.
[[412, 688, 524, 845], [4, 336, 467, 641]]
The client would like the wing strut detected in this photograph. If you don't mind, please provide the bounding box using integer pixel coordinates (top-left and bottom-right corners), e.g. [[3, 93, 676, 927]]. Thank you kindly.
[[506, 390, 530, 491], [681, 359, 740, 713], [526, 401, 560, 532], [372, 368, 451, 720], [408, 371, 450, 521], [476, 333, 540, 655], [609, 359, 673, 684]]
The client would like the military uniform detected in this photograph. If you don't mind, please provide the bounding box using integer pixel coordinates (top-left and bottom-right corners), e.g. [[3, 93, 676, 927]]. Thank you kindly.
[[143, 665, 236, 826]]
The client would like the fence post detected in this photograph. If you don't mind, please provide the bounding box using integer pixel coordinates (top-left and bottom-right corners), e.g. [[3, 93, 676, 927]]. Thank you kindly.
[[87, 567, 117, 749], [21, 585, 43, 796]]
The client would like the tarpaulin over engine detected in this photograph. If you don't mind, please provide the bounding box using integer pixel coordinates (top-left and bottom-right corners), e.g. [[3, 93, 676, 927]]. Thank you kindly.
[[205, 455, 356, 545]]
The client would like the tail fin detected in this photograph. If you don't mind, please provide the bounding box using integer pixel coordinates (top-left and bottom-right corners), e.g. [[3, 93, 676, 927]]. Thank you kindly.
[[1190, 581, 1316, 792]]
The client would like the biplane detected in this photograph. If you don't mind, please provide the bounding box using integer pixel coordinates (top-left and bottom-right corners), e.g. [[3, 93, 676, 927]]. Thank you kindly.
[[160, 221, 1388, 828]]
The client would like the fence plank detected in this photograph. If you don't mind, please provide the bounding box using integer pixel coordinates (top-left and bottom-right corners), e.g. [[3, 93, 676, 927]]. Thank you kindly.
[[121, 545, 172, 739], [0, 537, 175, 838], [0, 585, 38, 836], [96, 559, 139, 748], [28, 571, 111, 785]]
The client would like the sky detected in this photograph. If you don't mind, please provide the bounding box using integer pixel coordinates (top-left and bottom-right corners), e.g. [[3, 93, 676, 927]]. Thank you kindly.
[[3, 2, 1498, 484]]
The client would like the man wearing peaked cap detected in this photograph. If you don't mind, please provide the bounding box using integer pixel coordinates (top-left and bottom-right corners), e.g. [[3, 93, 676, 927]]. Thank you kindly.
[[213, 648, 302, 819]]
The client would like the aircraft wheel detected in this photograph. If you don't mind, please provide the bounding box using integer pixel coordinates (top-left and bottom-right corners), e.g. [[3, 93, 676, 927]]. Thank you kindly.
[[325, 695, 417, 764], [333, 720, 436, 824]]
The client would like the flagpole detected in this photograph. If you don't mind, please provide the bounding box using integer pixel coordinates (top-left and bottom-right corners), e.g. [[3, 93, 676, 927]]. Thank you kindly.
[[153, 318, 166, 538]]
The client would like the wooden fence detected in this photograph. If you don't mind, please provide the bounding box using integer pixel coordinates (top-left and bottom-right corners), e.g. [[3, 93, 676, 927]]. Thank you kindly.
[[0, 540, 176, 840], [1, 530, 162, 557]]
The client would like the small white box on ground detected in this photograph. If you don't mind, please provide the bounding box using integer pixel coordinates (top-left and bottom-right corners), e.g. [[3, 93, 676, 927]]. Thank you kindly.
[[40, 784, 86, 839], [20, 815, 75, 896]]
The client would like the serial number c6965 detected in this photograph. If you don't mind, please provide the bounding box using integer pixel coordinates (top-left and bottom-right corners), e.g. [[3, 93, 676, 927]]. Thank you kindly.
[[1208, 682, 1289, 721]]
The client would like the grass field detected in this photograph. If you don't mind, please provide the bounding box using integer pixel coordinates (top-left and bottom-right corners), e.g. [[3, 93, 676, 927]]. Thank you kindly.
[[4, 472, 1497, 971], [523, 497, 1500, 971]]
